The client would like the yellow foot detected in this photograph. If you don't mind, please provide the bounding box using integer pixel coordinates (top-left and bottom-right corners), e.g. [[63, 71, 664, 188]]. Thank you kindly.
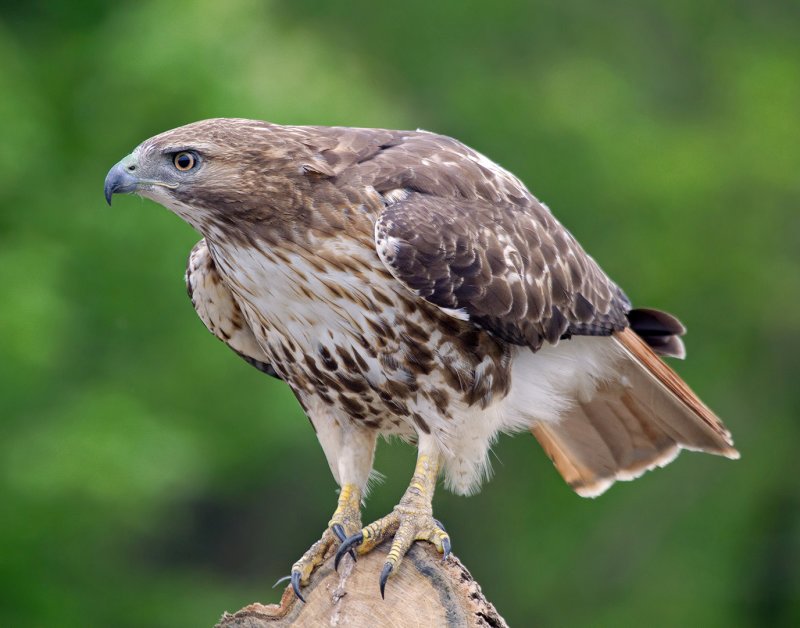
[[289, 483, 362, 602], [335, 508, 451, 597], [333, 453, 449, 598]]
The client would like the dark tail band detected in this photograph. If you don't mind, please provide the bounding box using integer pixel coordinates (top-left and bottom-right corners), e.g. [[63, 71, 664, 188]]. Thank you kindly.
[[627, 308, 686, 359]]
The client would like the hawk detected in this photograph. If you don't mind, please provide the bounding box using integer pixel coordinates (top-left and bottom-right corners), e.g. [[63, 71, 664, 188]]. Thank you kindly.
[[104, 119, 738, 600]]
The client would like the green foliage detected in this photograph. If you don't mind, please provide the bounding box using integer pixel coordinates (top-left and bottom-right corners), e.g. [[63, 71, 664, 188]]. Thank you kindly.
[[1, 1, 798, 625]]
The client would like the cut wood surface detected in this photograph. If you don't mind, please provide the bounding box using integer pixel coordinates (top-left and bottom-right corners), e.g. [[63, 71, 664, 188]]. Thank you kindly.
[[216, 541, 508, 628]]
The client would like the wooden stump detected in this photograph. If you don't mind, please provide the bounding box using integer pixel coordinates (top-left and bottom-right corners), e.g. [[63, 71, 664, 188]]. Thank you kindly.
[[216, 541, 507, 627]]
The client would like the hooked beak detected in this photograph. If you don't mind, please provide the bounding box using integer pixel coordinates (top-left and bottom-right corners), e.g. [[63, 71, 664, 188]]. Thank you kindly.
[[104, 157, 139, 205]]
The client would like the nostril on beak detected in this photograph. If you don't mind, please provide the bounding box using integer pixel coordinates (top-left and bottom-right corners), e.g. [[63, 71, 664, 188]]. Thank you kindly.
[[104, 161, 140, 205]]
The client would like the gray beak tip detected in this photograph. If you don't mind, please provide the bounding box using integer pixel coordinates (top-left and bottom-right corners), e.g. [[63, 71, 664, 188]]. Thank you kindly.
[[104, 160, 139, 206]]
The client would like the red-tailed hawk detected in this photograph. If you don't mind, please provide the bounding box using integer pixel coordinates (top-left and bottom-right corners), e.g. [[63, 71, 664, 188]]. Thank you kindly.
[[105, 118, 738, 600]]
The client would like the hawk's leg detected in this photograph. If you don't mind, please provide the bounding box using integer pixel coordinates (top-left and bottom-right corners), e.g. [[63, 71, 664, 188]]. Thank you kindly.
[[328, 482, 363, 545], [288, 417, 376, 601], [335, 441, 450, 598], [289, 483, 362, 601]]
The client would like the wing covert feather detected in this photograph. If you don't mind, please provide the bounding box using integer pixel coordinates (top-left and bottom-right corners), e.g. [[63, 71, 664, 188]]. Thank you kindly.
[[375, 191, 631, 351]]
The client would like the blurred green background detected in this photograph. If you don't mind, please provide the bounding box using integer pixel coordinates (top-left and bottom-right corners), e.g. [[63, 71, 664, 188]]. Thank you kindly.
[[1, 1, 798, 626]]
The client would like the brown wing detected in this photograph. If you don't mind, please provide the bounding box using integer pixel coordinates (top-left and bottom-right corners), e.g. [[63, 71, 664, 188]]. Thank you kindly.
[[335, 130, 633, 350]]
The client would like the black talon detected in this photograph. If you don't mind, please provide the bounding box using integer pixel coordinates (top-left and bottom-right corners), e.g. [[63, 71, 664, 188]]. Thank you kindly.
[[379, 562, 393, 599], [272, 574, 292, 589], [332, 523, 346, 542], [432, 518, 451, 560], [332, 524, 357, 562], [290, 571, 306, 603], [334, 532, 363, 571], [441, 535, 452, 560]]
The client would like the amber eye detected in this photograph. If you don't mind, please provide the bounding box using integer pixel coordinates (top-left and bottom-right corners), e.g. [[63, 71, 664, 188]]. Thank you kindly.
[[173, 151, 196, 171]]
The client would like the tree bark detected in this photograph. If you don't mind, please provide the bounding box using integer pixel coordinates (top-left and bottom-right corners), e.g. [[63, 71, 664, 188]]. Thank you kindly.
[[216, 541, 508, 628]]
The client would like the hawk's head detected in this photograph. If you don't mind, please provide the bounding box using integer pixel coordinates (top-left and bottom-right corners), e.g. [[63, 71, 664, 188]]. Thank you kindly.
[[104, 118, 306, 233]]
